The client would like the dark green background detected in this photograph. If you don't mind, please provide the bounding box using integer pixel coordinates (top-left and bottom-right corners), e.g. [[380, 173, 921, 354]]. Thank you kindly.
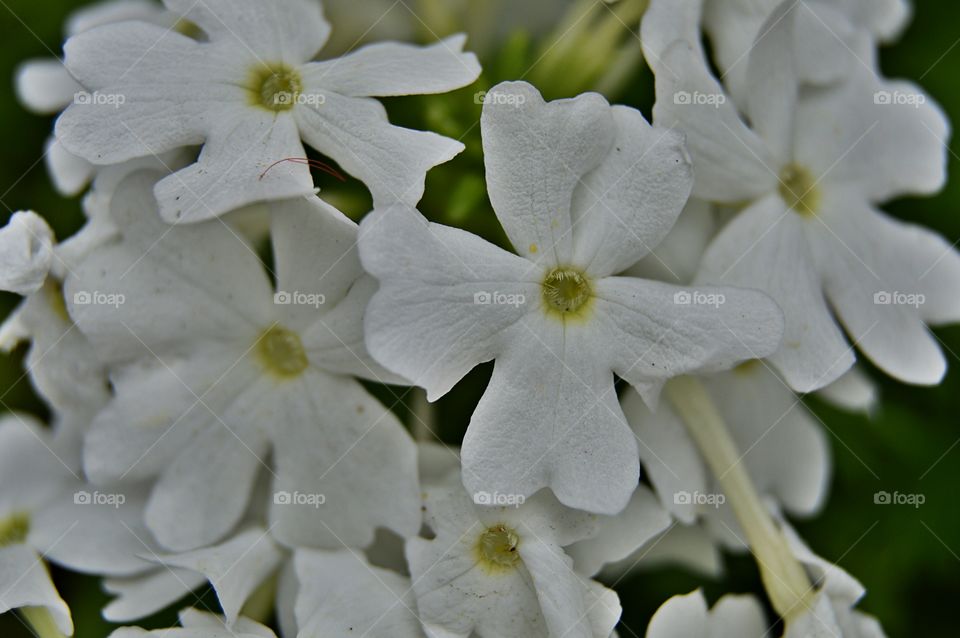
[[1, 1, 958, 636]]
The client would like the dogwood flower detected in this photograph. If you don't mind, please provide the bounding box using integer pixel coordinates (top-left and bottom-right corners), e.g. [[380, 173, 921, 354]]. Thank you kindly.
[[66, 171, 420, 551], [406, 479, 621, 638], [15, 0, 197, 196], [55, 0, 481, 223], [645, 590, 768, 638], [360, 81, 784, 515], [644, 1, 960, 391], [110, 608, 279, 638], [295, 548, 426, 638]]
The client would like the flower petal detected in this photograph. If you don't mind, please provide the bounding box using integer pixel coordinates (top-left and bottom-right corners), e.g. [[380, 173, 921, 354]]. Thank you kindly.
[[0, 211, 55, 296], [481, 81, 615, 263], [102, 569, 204, 623], [570, 106, 693, 277], [303, 34, 480, 97], [359, 205, 536, 399], [0, 545, 73, 635], [15, 59, 78, 114]]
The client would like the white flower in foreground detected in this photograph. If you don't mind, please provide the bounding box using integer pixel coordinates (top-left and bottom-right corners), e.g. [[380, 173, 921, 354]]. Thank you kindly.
[[295, 548, 426, 638], [66, 171, 419, 551], [645, 590, 767, 638], [56, 0, 481, 223], [624, 362, 830, 528], [644, 2, 960, 391], [406, 481, 620, 638], [15, 0, 197, 195], [360, 81, 784, 514], [110, 608, 278, 638]]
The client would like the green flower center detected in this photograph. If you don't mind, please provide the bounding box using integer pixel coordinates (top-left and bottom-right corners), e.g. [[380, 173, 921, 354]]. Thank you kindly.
[[542, 267, 593, 318], [476, 524, 521, 571], [0, 512, 30, 547], [778, 164, 820, 216], [257, 325, 309, 377], [249, 64, 303, 112]]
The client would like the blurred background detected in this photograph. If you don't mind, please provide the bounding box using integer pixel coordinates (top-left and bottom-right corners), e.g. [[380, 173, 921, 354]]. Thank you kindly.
[[1, 0, 958, 635]]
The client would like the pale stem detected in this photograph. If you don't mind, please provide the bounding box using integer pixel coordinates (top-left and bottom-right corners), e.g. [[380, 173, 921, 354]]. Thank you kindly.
[[19, 606, 67, 638], [664, 375, 814, 621], [240, 573, 278, 623], [410, 387, 436, 443]]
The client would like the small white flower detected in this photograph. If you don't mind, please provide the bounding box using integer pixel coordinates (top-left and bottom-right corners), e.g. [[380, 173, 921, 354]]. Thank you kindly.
[[644, 2, 960, 391], [56, 0, 481, 223], [360, 81, 784, 515], [406, 480, 621, 638], [0, 211, 55, 296], [645, 590, 768, 638], [66, 172, 420, 551]]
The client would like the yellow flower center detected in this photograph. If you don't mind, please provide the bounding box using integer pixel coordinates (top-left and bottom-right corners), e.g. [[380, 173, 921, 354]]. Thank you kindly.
[[0, 512, 30, 548], [542, 267, 593, 320], [778, 164, 820, 216], [476, 524, 521, 572], [248, 63, 303, 112], [257, 325, 309, 377]]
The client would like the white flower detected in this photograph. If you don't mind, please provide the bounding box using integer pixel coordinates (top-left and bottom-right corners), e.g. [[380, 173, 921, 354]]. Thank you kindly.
[[624, 362, 830, 528], [645, 590, 768, 638], [360, 81, 784, 515], [55, 0, 481, 223], [295, 548, 426, 638], [0, 212, 55, 296], [66, 171, 420, 551], [405, 480, 621, 638], [109, 608, 278, 638], [15, 0, 196, 196], [644, 2, 960, 391]]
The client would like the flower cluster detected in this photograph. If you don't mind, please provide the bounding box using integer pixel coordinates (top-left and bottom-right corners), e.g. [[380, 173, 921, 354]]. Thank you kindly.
[[1, 0, 956, 637]]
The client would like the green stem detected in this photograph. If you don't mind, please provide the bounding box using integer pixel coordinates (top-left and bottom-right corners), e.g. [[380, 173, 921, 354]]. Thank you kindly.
[[19, 606, 67, 638], [664, 375, 814, 621]]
